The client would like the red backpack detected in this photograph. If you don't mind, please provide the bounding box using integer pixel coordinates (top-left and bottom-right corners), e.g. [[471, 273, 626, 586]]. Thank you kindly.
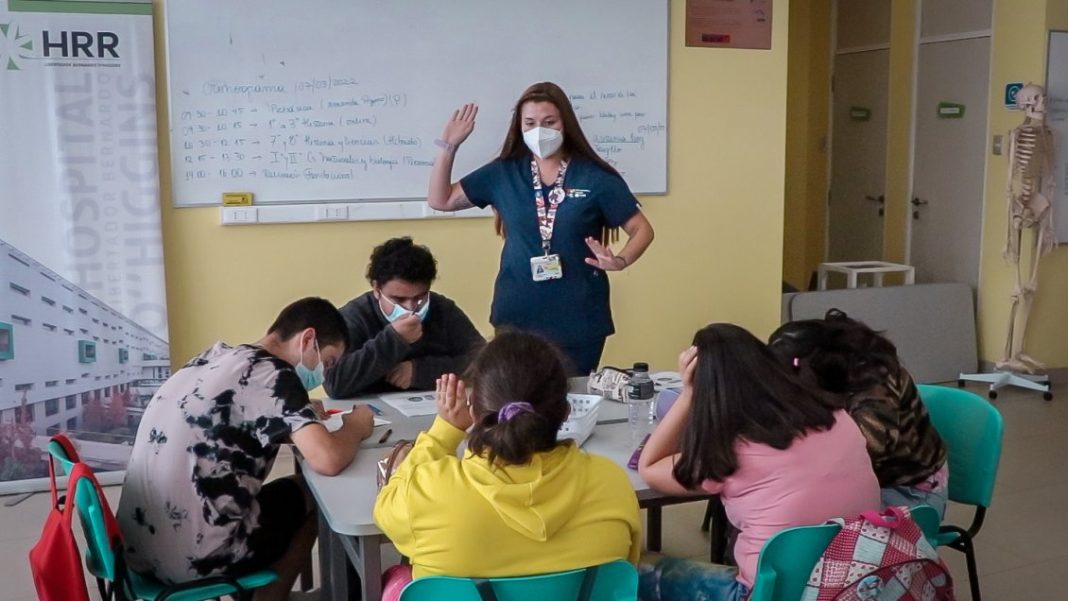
[[28, 439, 123, 601]]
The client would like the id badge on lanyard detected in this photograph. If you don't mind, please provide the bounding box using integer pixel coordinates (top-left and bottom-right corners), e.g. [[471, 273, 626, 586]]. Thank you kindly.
[[530, 159, 569, 282]]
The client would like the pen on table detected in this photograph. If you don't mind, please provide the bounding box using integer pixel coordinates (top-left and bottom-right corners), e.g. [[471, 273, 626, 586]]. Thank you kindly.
[[378, 428, 393, 444], [324, 408, 343, 416], [367, 404, 384, 416]]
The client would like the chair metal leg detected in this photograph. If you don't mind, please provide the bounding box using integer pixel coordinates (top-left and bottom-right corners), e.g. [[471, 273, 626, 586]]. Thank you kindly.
[[944, 527, 981, 601], [960, 536, 981, 601]]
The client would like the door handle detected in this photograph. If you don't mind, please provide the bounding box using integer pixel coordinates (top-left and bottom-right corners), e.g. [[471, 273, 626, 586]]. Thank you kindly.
[[865, 195, 885, 218], [912, 197, 928, 219]]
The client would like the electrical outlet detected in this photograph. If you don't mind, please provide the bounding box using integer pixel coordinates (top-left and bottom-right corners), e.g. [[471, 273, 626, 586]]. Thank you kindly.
[[316, 205, 348, 221], [221, 207, 258, 224], [993, 135, 1003, 155]]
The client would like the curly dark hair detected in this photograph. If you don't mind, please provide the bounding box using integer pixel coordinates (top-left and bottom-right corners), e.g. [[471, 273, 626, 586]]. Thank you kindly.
[[365, 237, 437, 286], [767, 308, 901, 394]]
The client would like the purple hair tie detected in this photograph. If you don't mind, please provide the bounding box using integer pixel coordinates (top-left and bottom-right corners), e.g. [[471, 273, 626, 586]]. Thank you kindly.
[[497, 402, 535, 423]]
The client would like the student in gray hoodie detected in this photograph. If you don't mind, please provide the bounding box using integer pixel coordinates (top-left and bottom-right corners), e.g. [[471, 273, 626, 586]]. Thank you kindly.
[[324, 237, 485, 398]]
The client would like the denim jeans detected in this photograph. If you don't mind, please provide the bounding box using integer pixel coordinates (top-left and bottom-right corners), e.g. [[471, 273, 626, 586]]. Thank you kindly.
[[638, 555, 748, 601]]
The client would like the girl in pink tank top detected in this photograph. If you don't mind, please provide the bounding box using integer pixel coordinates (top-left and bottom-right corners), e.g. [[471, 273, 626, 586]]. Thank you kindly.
[[638, 324, 880, 601]]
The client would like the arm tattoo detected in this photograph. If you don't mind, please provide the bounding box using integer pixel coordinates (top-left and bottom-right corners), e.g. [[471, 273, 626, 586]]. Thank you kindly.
[[453, 193, 474, 210]]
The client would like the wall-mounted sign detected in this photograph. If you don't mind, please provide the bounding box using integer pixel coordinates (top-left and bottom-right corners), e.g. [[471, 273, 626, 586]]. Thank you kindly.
[[686, 0, 772, 50], [938, 102, 966, 119], [1005, 82, 1024, 109]]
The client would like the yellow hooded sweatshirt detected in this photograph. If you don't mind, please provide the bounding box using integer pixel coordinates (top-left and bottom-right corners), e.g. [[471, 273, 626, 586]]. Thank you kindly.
[[373, 417, 642, 579]]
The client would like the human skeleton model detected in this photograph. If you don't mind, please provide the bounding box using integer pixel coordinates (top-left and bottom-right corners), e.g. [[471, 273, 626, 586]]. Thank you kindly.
[[998, 84, 1057, 374]]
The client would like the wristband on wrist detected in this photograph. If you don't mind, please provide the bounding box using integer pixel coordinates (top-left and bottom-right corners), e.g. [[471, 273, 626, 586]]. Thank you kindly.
[[434, 138, 458, 152]]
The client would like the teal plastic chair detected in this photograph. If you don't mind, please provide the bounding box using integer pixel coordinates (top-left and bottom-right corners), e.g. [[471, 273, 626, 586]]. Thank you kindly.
[[748, 505, 942, 601], [47, 436, 117, 599], [918, 384, 1004, 601], [398, 560, 637, 601], [47, 435, 277, 601]]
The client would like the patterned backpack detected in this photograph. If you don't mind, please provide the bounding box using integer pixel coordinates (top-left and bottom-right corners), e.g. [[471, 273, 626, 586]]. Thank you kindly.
[[802, 506, 955, 601]]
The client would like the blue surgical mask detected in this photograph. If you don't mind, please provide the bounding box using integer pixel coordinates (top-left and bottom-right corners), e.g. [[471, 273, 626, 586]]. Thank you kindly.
[[382, 301, 410, 323], [380, 294, 431, 322], [295, 337, 324, 391], [415, 296, 431, 320]]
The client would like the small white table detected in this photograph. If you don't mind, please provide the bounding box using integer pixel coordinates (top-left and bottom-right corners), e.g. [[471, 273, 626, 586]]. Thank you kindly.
[[817, 261, 915, 290], [301, 393, 706, 601]]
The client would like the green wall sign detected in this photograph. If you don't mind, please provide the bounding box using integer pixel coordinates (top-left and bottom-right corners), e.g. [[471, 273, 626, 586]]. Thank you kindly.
[[938, 102, 966, 119]]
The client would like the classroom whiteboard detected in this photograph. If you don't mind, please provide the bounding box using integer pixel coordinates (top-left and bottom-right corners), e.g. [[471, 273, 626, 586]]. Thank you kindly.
[[1046, 31, 1068, 242], [164, 0, 668, 207]]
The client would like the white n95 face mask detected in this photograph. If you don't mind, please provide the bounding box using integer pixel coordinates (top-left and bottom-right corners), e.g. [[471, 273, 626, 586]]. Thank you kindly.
[[523, 127, 564, 159]]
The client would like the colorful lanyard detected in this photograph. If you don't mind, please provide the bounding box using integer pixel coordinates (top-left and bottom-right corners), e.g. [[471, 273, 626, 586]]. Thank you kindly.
[[531, 158, 569, 254]]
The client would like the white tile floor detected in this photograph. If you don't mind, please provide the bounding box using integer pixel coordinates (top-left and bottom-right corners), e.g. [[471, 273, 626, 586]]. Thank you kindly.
[[2, 383, 1064, 600]]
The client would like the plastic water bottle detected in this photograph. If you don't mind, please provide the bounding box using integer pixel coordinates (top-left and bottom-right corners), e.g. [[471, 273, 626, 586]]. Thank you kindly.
[[626, 362, 656, 448]]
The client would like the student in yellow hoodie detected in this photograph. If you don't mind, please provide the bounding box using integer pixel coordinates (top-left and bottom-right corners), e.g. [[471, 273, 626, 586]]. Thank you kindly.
[[373, 331, 642, 600]]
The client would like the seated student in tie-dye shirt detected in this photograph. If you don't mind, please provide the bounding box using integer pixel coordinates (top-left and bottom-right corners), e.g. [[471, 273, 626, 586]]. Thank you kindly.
[[118, 297, 375, 599]]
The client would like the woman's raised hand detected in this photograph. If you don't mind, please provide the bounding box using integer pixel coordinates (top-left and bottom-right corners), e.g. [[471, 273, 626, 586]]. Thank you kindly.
[[441, 103, 478, 148]]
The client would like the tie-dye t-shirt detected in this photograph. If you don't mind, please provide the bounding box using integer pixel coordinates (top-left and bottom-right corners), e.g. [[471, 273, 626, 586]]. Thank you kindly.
[[117, 342, 318, 583]]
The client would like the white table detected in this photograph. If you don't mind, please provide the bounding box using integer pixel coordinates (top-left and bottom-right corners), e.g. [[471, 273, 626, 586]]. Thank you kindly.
[[300, 393, 708, 601], [817, 261, 916, 290]]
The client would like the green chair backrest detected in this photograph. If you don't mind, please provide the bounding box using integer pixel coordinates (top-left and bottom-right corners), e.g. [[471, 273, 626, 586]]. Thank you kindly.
[[748, 505, 942, 601], [47, 439, 118, 582], [917, 384, 1004, 508], [747, 523, 839, 601], [909, 504, 941, 544], [398, 560, 637, 601]]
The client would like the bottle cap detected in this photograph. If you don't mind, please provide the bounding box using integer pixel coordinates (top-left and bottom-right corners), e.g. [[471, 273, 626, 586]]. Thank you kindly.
[[632, 362, 649, 372]]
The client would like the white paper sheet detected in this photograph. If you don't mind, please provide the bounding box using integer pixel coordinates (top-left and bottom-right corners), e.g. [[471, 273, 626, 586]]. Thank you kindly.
[[380, 391, 439, 417], [322, 412, 390, 433]]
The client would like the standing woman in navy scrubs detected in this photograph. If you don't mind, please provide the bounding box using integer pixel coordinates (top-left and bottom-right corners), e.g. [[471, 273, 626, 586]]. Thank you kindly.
[[427, 82, 655, 375]]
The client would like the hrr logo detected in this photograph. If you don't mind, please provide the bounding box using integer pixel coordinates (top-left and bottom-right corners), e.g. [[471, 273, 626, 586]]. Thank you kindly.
[[42, 30, 118, 58], [0, 21, 33, 70]]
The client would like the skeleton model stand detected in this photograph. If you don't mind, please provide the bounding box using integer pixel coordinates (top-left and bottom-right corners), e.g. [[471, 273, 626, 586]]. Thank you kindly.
[[960, 84, 1055, 400]]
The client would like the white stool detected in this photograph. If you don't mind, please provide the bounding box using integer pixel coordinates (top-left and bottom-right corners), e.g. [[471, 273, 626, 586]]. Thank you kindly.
[[817, 261, 916, 290]]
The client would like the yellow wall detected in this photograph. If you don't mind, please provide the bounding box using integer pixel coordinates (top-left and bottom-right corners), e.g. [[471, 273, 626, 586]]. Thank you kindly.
[[154, 0, 791, 372], [781, 0, 914, 288], [782, 0, 830, 290], [975, 0, 1068, 366], [882, 0, 918, 264]]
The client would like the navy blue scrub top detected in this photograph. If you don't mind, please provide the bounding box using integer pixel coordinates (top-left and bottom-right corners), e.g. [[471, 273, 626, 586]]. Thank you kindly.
[[460, 154, 640, 346]]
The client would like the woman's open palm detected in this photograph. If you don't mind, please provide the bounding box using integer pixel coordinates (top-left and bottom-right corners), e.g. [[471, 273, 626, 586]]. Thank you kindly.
[[441, 103, 478, 147]]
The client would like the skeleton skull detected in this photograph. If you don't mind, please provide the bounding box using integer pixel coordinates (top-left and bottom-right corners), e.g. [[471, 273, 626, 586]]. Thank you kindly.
[[1015, 83, 1047, 117]]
